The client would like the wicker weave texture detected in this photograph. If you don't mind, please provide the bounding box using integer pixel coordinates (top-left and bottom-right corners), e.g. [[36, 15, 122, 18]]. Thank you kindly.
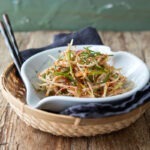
[[12, 105, 143, 137]]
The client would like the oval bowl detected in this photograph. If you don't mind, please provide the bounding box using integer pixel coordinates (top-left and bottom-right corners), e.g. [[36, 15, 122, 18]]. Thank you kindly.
[[21, 45, 150, 112]]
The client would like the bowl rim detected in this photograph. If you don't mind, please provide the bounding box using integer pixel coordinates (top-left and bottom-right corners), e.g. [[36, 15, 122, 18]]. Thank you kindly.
[[21, 45, 150, 103]]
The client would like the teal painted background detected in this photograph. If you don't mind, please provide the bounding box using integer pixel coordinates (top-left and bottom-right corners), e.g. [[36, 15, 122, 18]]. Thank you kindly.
[[0, 0, 150, 31]]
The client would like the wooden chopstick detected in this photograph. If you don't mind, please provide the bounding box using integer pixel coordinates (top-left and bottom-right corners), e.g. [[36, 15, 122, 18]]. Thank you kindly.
[[2, 14, 23, 65], [0, 21, 21, 73]]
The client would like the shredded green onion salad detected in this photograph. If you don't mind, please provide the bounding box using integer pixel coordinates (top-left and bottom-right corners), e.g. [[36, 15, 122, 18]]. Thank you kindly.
[[38, 40, 132, 98]]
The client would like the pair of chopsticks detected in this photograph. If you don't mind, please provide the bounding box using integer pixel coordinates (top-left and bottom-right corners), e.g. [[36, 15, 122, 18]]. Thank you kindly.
[[0, 14, 22, 73]]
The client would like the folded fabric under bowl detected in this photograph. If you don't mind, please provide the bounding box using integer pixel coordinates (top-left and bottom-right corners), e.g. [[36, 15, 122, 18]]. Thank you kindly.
[[20, 27, 150, 118], [21, 27, 103, 61], [61, 81, 150, 118]]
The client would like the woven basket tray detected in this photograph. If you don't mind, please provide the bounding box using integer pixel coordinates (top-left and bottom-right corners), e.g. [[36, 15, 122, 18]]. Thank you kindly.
[[0, 63, 149, 137]]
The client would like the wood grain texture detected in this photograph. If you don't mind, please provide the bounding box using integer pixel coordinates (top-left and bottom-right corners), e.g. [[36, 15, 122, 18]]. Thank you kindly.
[[0, 31, 150, 150]]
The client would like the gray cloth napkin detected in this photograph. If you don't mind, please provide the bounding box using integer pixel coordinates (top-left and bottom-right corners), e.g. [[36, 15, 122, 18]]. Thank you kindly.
[[21, 27, 103, 61], [20, 27, 150, 118], [61, 83, 150, 118]]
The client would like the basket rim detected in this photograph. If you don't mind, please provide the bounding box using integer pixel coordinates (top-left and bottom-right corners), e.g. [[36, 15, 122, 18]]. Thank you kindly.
[[0, 63, 150, 126]]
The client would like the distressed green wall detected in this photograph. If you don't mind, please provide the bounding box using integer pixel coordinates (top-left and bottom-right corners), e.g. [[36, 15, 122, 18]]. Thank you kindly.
[[0, 0, 150, 31]]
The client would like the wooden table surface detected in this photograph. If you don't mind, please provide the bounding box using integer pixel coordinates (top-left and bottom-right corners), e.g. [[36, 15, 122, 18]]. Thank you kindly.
[[0, 31, 150, 150]]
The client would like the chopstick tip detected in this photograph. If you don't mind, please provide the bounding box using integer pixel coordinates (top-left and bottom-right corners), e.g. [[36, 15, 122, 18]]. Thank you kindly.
[[2, 13, 8, 17]]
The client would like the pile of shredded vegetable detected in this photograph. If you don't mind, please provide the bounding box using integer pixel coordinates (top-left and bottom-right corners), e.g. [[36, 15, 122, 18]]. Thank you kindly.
[[38, 40, 132, 98]]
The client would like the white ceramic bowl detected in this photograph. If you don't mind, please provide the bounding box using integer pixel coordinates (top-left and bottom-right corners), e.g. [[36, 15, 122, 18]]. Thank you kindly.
[[21, 45, 150, 112]]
